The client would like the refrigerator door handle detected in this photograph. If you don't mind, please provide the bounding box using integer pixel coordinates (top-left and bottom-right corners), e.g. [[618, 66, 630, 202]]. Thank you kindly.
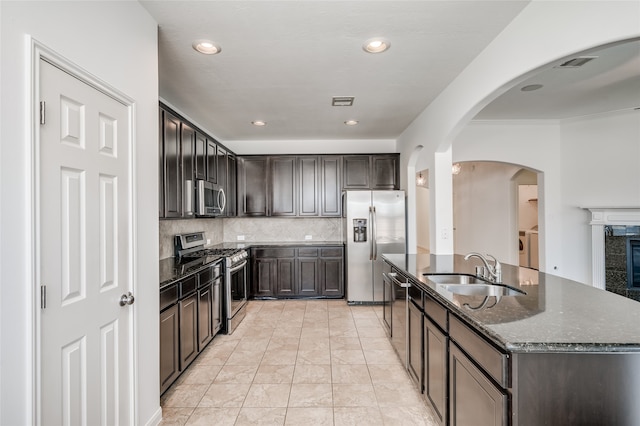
[[369, 206, 374, 260], [372, 206, 377, 260]]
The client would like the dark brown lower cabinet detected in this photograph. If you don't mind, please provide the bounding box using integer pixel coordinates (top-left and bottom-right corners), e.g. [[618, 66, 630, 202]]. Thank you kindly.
[[159, 304, 180, 394], [424, 317, 448, 426], [179, 292, 198, 370], [197, 283, 213, 350], [449, 343, 507, 426], [252, 245, 343, 299]]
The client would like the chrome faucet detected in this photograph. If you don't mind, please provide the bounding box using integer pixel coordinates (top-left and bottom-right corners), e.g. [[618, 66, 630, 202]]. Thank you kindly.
[[464, 252, 502, 284]]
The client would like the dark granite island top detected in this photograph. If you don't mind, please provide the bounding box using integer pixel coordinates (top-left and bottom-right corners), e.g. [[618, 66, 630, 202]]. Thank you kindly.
[[382, 253, 640, 353]]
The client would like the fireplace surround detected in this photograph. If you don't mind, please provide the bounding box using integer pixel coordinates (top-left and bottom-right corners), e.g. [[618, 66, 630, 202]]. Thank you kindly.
[[587, 208, 640, 297]]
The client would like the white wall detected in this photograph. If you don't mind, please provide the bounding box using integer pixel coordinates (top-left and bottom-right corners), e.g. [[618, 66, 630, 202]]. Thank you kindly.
[[396, 0, 640, 265], [224, 138, 397, 155], [0, 2, 160, 424], [452, 162, 522, 265], [416, 186, 430, 251], [453, 110, 640, 284]]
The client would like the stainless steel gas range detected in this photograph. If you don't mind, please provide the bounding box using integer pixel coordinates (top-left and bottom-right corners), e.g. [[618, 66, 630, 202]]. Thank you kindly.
[[175, 232, 249, 334]]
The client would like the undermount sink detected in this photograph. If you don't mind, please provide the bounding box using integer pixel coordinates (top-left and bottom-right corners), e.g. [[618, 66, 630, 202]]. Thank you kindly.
[[439, 283, 525, 297], [423, 273, 526, 297], [424, 273, 490, 285]]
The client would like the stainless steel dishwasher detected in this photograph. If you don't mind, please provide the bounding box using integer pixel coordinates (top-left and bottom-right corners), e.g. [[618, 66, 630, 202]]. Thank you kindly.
[[384, 271, 410, 368]]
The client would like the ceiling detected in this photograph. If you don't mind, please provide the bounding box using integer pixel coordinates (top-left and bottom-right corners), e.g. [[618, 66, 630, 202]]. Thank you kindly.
[[140, 1, 639, 143]]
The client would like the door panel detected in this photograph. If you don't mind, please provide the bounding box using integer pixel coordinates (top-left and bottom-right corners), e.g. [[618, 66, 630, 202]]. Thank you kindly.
[[39, 59, 133, 425]]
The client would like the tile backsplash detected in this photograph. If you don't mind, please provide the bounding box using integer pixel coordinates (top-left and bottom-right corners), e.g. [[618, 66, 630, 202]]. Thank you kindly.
[[223, 217, 344, 243], [160, 217, 344, 259]]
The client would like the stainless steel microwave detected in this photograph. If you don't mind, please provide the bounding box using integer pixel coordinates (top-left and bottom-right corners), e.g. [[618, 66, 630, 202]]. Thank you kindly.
[[196, 179, 226, 217]]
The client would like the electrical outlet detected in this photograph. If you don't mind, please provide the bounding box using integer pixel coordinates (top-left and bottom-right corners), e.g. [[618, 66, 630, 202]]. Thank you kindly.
[[206, 239, 211, 245], [237, 235, 245, 241], [305, 235, 312, 240], [441, 228, 449, 239]]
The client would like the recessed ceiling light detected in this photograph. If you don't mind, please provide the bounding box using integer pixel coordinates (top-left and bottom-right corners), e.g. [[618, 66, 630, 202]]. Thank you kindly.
[[344, 120, 359, 126], [192, 40, 221, 55], [363, 38, 390, 54], [251, 120, 266, 126], [521, 84, 544, 92]]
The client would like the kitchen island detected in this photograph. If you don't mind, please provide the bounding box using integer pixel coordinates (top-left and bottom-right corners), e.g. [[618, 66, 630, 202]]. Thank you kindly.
[[383, 253, 640, 426]]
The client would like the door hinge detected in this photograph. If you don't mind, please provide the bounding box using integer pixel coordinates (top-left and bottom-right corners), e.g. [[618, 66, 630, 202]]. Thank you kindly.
[[41, 285, 46, 309], [39, 101, 46, 125]]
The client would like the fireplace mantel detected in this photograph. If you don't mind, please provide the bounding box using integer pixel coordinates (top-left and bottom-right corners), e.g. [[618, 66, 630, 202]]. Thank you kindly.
[[585, 207, 640, 290]]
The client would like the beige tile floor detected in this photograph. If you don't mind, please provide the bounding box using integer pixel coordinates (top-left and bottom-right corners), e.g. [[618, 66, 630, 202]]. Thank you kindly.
[[160, 299, 438, 425]]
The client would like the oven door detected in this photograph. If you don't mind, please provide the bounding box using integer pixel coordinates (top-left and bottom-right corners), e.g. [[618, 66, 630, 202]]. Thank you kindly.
[[228, 259, 248, 317]]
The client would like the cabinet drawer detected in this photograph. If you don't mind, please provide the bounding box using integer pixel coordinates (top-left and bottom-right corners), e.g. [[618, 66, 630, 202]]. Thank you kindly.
[[179, 274, 197, 298], [298, 247, 318, 257], [320, 247, 343, 257], [198, 266, 214, 287], [254, 248, 296, 258], [450, 315, 509, 388], [160, 284, 178, 311], [425, 293, 448, 332]]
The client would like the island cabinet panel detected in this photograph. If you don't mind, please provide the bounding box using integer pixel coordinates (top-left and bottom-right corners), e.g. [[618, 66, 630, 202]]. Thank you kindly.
[[424, 317, 448, 426], [450, 343, 508, 426], [270, 156, 298, 216], [197, 283, 213, 350], [320, 156, 342, 216], [512, 351, 640, 426], [238, 157, 269, 216]]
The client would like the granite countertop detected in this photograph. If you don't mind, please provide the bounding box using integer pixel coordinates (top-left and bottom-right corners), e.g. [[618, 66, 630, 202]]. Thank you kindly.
[[382, 253, 640, 353], [160, 241, 345, 288]]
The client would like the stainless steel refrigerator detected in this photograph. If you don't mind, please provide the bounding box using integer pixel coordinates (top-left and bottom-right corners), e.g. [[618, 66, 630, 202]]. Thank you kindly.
[[345, 190, 406, 303]]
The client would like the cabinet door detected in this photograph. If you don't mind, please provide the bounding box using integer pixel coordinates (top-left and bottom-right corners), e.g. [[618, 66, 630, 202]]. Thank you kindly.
[[299, 156, 319, 216], [408, 300, 423, 390], [238, 157, 268, 216], [270, 156, 297, 216], [163, 110, 182, 218], [179, 293, 199, 370], [449, 343, 507, 426], [320, 156, 342, 216], [425, 318, 448, 426], [342, 155, 370, 189], [197, 284, 213, 351], [298, 257, 319, 296], [253, 257, 277, 298], [227, 154, 237, 217], [276, 258, 296, 297], [212, 279, 222, 334], [181, 123, 196, 217], [320, 252, 344, 297], [159, 304, 180, 394], [371, 155, 399, 190], [194, 131, 207, 181], [217, 146, 228, 215], [206, 139, 218, 184]]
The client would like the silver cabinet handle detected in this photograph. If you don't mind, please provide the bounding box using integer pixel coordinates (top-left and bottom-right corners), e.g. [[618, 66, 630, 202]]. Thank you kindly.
[[119, 292, 135, 306], [385, 272, 411, 288]]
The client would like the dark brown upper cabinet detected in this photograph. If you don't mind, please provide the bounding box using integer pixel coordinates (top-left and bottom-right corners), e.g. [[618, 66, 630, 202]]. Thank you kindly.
[[320, 156, 342, 217], [298, 156, 319, 216], [161, 110, 182, 218], [342, 154, 399, 190], [270, 156, 298, 216], [238, 157, 269, 216]]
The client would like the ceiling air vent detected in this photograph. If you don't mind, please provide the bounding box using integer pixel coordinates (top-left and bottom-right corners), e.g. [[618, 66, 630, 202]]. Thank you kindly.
[[556, 56, 598, 68], [332, 96, 354, 107]]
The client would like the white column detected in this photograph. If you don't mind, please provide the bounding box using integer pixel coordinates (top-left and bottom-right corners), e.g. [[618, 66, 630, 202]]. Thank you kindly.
[[591, 223, 606, 290], [430, 147, 454, 255]]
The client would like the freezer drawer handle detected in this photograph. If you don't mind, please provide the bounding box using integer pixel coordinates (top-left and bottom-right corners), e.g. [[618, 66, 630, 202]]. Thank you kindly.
[[384, 272, 411, 288]]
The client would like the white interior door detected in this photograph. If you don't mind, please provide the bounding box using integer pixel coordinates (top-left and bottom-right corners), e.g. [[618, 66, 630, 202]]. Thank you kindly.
[[39, 58, 134, 425]]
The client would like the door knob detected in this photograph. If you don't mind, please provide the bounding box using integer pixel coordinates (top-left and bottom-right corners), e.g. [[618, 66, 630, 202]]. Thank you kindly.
[[119, 292, 135, 306]]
